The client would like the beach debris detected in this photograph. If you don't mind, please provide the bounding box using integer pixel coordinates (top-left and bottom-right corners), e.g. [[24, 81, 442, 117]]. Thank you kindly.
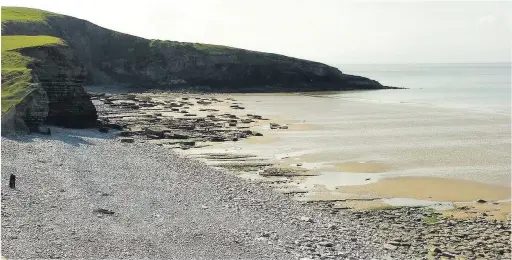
[[383, 243, 398, 250], [9, 174, 16, 189], [300, 216, 314, 223], [93, 208, 115, 215], [476, 199, 487, 204], [318, 241, 334, 247]]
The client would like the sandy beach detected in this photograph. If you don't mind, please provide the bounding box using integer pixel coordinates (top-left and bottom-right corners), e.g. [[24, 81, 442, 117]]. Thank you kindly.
[[2, 91, 511, 259], [179, 93, 510, 213]]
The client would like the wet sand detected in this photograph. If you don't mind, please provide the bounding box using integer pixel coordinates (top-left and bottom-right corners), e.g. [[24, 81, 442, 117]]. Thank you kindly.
[[181, 93, 510, 216], [337, 176, 510, 202]]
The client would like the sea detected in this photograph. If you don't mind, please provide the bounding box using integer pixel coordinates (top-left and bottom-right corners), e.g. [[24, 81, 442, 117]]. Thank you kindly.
[[335, 63, 511, 115]]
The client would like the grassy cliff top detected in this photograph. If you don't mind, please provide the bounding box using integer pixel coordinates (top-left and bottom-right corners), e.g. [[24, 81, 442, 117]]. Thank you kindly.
[[1, 35, 64, 112], [2, 35, 63, 52], [1, 6, 66, 113], [1, 6, 62, 23]]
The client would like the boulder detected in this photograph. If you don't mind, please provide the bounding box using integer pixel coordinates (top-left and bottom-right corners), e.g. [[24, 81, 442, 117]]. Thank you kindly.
[[144, 127, 164, 137], [106, 123, 123, 130], [210, 136, 226, 142], [120, 138, 134, 143], [119, 131, 133, 137], [172, 133, 189, 139]]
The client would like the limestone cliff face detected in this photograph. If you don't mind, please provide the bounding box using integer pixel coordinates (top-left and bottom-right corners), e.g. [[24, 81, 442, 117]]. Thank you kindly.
[[2, 16, 393, 92], [19, 45, 98, 128], [1, 43, 97, 134], [1, 87, 49, 135]]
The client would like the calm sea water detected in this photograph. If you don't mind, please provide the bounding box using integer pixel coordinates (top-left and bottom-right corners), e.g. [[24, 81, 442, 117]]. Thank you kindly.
[[335, 63, 511, 115]]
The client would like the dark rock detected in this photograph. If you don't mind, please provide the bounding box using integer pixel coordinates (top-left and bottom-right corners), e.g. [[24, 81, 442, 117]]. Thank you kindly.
[[119, 138, 134, 143], [105, 123, 123, 130], [477, 199, 487, 204], [93, 208, 115, 215], [171, 133, 189, 139], [210, 136, 226, 142], [9, 174, 16, 189], [119, 131, 133, 137], [319, 242, 334, 247]]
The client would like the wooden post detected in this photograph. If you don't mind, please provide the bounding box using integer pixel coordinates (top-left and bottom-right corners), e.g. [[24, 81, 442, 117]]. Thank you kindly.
[[9, 174, 15, 189]]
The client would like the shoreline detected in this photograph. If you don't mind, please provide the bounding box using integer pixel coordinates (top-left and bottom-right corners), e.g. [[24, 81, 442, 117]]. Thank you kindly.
[[90, 91, 511, 215], [2, 127, 511, 259], [2, 90, 510, 259]]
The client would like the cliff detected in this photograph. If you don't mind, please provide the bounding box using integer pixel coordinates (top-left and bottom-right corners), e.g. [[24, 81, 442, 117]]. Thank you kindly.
[[1, 6, 398, 135], [1, 35, 97, 135], [1, 7, 394, 92], [20, 45, 98, 128]]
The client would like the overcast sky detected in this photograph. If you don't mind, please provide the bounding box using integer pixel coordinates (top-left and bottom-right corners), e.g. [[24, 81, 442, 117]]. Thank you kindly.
[[2, 0, 511, 65]]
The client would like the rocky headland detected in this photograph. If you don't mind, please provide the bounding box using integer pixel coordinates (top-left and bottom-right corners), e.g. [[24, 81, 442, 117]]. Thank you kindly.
[[2, 6, 401, 135]]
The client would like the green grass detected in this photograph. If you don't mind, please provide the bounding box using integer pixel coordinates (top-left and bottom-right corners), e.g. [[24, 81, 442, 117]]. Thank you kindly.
[[1, 6, 62, 23], [366, 205, 402, 211], [1, 51, 32, 69], [2, 35, 64, 52], [1, 35, 64, 112], [423, 215, 439, 224], [192, 43, 235, 53], [149, 39, 235, 53], [1, 69, 33, 112]]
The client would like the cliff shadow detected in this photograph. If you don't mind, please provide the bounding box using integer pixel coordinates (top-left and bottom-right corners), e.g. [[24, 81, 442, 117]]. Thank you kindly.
[[2, 126, 112, 147]]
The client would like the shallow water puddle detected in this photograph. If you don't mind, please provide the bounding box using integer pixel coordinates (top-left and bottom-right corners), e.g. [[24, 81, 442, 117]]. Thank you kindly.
[[333, 161, 391, 173], [299, 171, 382, 190], [382, 198, 455, 210]]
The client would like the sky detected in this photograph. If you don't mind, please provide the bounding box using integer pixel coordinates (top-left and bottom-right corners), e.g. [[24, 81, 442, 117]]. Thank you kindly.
[[2, 0, 511, 65]]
